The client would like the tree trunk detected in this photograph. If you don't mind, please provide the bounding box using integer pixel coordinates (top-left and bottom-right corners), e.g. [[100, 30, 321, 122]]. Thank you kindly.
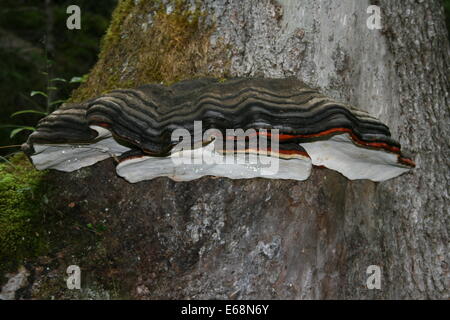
[[27, 0, 449, 299]]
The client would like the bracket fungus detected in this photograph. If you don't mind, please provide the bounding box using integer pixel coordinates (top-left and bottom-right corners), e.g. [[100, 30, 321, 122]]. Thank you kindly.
[[22, 78, 414, 183]]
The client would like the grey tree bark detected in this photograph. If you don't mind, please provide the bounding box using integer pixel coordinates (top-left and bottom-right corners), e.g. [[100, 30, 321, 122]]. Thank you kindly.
[[25, 0, 449, 299], [203, 0, 450, 299]]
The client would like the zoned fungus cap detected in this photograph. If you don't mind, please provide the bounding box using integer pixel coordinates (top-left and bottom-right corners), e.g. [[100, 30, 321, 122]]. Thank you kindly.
[[22, 77, 415, 182]]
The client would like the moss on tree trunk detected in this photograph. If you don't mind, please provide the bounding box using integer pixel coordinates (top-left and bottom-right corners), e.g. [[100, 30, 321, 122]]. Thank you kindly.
[[72, 0, 231, 102]]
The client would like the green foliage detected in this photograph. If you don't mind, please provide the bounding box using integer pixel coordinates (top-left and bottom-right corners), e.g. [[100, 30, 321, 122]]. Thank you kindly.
[[30, 91, 48, 98], [0, 0, 116, 154], [11, 110, 48, 117], [9, 127, 36, 139], [70, 75, 89, 84], [0, 153, 50, 274], [4, 74, 87, 140]]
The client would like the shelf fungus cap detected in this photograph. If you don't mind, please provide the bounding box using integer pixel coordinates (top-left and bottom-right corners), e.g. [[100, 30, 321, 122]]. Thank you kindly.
[[22, 102, 130, 172], [22, 78, 415, 183]]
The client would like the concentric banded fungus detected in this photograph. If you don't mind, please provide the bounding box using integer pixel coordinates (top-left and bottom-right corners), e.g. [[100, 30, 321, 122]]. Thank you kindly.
[[24, 102, 130, 171], [22, 78, 415, 182]]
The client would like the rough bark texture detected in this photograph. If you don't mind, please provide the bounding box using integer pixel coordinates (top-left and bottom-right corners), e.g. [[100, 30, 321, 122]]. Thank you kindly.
[[15, 0, 449, 299]]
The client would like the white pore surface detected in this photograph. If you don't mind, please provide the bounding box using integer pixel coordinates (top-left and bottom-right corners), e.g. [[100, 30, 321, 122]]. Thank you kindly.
[[116, 142, 312, 183], [299, 133, 411, 182], [30, 126, 130, 172]]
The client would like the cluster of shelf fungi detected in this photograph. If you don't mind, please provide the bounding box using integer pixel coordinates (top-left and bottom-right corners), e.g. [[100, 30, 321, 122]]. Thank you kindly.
[[22, 78, 414, 183]]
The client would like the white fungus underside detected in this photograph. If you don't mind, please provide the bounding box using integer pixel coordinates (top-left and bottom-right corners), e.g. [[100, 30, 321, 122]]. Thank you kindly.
[[30, 126, 130, 172], [299, 134, 411, 182], [116, 142, 312, 183], [30, 126, 411, 182]]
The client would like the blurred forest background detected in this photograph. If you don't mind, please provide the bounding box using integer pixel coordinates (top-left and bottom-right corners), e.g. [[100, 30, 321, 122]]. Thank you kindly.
[[0, 0, 449, 156], [0, 0, 117, 156]]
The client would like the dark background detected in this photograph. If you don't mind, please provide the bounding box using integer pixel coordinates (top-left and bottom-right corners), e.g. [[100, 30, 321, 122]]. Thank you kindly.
[[0, 0, 449, 156]]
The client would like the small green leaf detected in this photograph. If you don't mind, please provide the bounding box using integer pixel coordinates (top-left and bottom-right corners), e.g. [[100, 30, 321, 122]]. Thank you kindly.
[[50, 77, 67, 83], [70, 75, 87, 83], [9, 126, 35, 138], [47, 86, 58, 91], [30, 91, 48, 98], [11, 110, 48, 117]]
